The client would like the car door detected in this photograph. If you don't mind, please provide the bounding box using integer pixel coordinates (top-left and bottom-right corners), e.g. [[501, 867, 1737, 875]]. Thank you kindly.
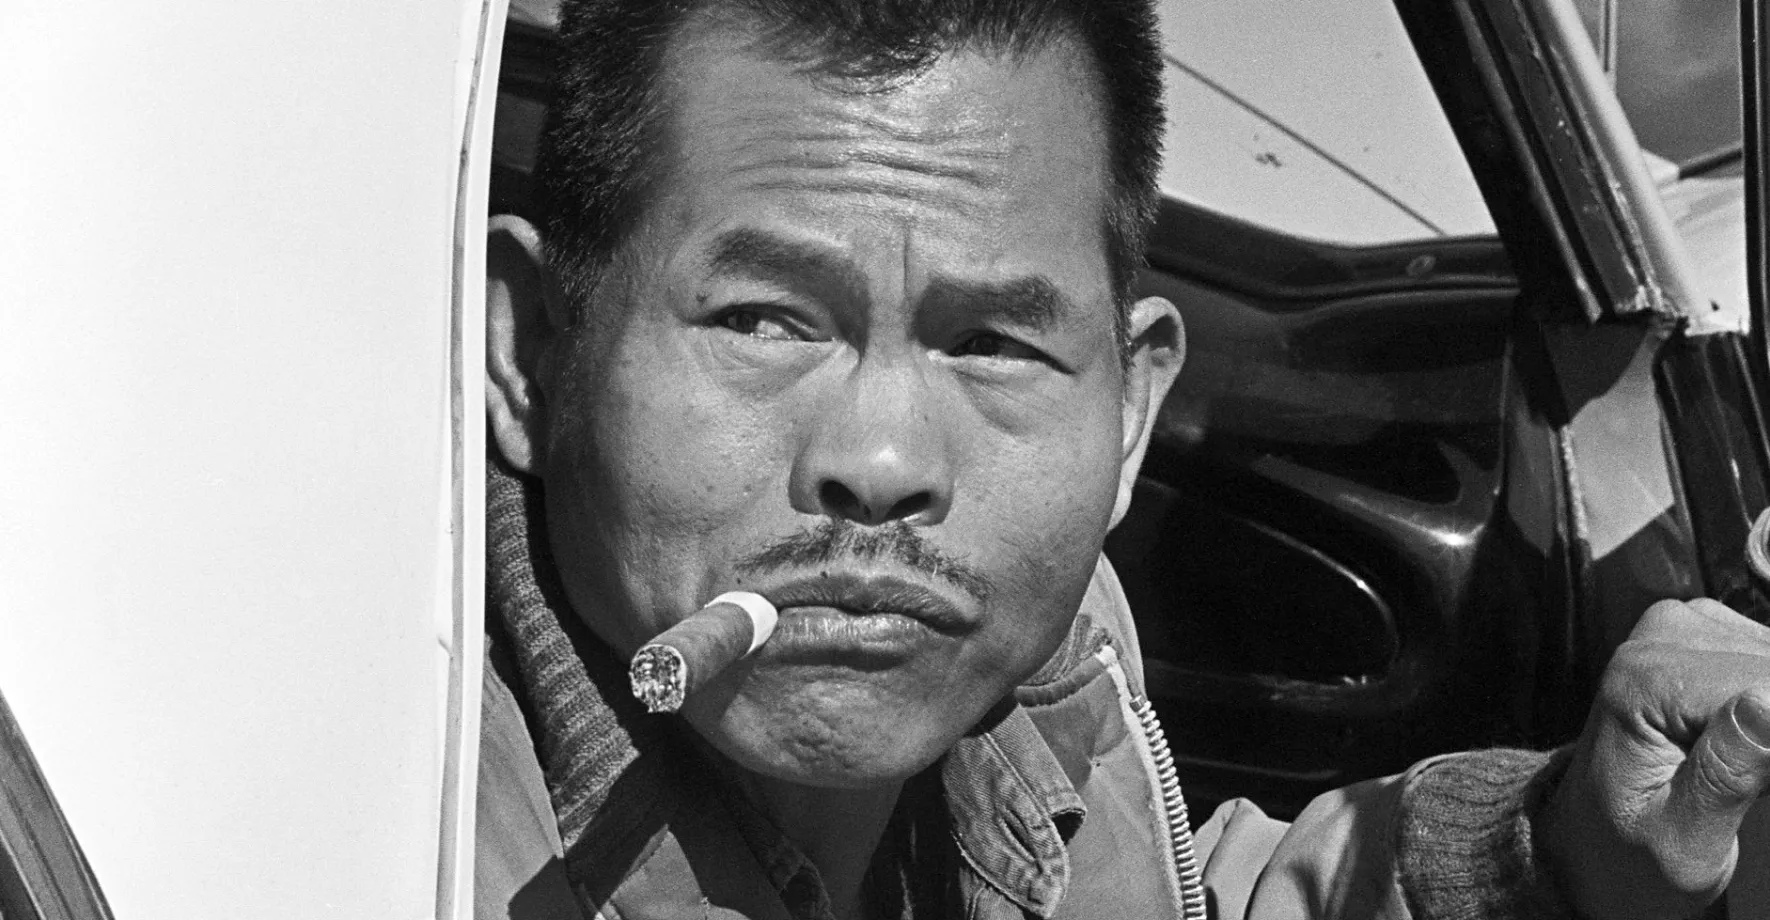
[[0, 1, 507, 916], [1438, 0, 1770, 728], [1117, 0, 1770, 820]]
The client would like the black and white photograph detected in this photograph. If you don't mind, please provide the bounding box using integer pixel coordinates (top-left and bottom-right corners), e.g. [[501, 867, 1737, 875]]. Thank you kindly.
[[3, 0, 1766, 917]]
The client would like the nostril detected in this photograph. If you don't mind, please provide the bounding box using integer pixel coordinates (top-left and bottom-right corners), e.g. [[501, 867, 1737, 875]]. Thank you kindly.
[[818, 480, 936, 525], [886, 492, 931, 522], [819, 480, 866, 519]]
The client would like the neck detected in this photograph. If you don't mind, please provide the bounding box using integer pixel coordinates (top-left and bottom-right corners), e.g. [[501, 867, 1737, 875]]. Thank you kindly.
[[732, 770, 902, 920]]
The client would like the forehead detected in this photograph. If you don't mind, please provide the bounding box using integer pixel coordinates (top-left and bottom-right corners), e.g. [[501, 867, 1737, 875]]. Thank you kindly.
[[644, 13, 1112, 277]]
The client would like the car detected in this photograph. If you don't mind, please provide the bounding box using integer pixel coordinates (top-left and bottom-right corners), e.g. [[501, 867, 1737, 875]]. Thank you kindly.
[[2, 0, 1765, 915]]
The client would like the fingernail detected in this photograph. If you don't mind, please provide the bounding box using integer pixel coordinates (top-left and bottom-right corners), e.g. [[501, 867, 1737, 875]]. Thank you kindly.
[[1735, 691, 1770, 750]]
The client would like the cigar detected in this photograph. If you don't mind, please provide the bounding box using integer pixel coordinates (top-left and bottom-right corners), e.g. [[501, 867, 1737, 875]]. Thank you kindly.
[[629, 591, 779, 713]]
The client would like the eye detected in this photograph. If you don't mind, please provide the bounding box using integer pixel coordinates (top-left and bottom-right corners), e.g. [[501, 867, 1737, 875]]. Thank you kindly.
[[949, 331, 1049, 363], [716, 307, 802, 341]]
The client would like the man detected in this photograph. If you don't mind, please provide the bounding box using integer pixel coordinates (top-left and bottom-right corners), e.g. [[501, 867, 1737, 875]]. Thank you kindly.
[[476, 0, 1770, 917]]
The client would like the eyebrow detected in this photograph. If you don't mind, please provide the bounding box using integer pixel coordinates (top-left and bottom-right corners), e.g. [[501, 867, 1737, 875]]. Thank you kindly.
[[706, 228, 869, 307], [705, 227, 1078, 330], [921, 274, 1076, 333]]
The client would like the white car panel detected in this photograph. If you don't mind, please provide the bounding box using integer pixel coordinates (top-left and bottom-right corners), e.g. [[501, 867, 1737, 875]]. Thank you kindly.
[[0, 1, 498, 916], [1157, 0, 1497, 244]]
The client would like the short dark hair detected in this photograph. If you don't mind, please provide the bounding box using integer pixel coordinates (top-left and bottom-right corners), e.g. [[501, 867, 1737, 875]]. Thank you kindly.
[[536, 0, 1165, 332]]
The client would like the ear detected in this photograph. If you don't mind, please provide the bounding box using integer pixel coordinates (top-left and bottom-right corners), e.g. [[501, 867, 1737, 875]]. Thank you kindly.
[[486, 214, 570, 474], [1112, 296, 1185, 530]]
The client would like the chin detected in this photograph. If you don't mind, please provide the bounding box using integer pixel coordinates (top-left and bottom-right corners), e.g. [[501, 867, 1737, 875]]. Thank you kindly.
[[730, 746, 929, 790], [684, 684, 970, 789]]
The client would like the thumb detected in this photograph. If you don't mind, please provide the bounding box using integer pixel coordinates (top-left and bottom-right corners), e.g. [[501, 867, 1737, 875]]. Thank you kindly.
[[1662, 689, 1770, 884]]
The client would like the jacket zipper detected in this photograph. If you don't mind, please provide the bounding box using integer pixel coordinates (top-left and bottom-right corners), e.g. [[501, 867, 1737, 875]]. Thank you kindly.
[[1130, 694, 1211, 920]]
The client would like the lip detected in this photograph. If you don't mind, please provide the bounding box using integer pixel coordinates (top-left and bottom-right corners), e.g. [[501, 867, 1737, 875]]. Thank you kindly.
[[762, 572, 978, 635], [744, 572, 979, 664]]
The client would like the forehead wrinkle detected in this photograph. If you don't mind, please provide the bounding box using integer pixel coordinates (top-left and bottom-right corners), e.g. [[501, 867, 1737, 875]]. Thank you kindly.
[[711, 101, 1019, 190], [660, 19, 1107, 219], [840, 145, 1010, 188], [720, 145, 1016, 196], [654, 14, 1117, 303], [836, 96, 1015, 156], [711, 131, 1022, 214], [727, 170, 1013, 219]]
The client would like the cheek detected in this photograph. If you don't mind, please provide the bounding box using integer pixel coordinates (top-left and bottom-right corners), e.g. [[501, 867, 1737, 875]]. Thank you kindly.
[[601, 394, 764, 523], [572, 326, 788, 517], [967, 425, 1122, 659], [968, 412, 1122, 558], [542, 333, 792, 644]]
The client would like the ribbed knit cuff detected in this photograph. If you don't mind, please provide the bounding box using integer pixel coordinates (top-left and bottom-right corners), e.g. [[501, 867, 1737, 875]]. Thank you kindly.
[[1394, 746, 1578, 920]]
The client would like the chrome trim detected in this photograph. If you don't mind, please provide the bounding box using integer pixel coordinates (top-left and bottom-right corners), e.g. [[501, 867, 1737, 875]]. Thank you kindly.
[[0, 690, 112, 920], [1459, 0, 1710, 324], [1747, 0, 1769, 354], [1527, 0, 1708, 320], [438, 0, 505, 915]]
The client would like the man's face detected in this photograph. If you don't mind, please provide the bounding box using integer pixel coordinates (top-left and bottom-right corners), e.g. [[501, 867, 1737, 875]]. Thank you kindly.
[[492, 18, 1181, 788]]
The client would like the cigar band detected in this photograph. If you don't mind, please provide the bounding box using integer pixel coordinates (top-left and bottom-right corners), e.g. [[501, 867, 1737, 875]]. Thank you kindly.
[[708, 590, 779, 653]]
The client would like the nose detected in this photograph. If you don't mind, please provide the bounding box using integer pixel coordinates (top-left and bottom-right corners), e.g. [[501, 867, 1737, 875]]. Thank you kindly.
[[788, 362, 954, 527]]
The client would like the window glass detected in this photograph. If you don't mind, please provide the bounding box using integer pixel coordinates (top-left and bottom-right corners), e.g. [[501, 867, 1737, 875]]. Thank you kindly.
[[1574, 0, 1742, 171], [1155, 0, 1497, 245], [1570, 1, 1746, 325]]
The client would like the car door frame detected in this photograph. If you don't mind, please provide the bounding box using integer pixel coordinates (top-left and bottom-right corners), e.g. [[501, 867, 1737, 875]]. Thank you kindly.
[[1748, 0, 1769, 370], [1407, 0, 1770, 671]]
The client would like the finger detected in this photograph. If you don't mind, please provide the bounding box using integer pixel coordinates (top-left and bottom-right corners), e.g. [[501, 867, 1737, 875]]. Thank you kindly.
[[1661, 689, 1770, 880], [1634, 599, 1770, 654], [1605, 639, 1770, 748], [1686, 599, 1770, 650]]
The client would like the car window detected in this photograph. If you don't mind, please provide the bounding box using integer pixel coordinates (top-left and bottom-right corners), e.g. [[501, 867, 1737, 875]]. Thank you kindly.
[[1574, 0, 1742, 172], [1155, 0, 1498, 246], [1567, 0, 1748, 328]]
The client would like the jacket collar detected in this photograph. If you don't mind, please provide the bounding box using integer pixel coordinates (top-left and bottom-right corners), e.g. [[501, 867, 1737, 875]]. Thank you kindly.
[[938, 577, 1116, 920], [943, 705, 1087, 917]]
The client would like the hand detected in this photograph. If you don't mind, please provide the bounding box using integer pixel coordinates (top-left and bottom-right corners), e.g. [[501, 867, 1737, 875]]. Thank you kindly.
[[1541, 599, 1770, 920]]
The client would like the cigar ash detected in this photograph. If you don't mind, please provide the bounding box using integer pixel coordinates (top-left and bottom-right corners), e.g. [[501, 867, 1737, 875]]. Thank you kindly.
[[629, 643, 688, 713]]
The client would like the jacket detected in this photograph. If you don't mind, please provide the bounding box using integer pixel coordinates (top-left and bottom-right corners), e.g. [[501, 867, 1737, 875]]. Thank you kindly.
[[476, 464, 1573, 919]]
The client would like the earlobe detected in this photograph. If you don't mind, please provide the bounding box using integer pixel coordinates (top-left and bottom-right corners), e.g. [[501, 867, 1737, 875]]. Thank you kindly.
[[486, 213, 563, 475], [1111, 296, 1185, 530]]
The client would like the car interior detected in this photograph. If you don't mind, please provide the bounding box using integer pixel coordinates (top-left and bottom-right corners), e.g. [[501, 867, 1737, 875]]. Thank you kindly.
[[489, 0, 1765, 822]]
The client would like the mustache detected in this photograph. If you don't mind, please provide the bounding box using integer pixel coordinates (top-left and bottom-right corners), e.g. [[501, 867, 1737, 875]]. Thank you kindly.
[[734, 520, 994, 604]]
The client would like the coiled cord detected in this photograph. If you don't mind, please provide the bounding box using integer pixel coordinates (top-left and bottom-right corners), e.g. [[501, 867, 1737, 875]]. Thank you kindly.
[[1132, 694, 1210, 920]]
